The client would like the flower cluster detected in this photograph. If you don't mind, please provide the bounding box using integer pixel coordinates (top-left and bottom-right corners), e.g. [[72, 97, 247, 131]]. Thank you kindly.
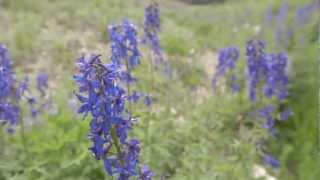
[[263, 154, 280, 168], [74, 54, 153, 179], [264, 53, 289, 100], [109, 20, 140, 70], [246, 39, 293, 168], [142, 2, 163, 62], [0, 43, 49, 132], [0, 44, 20, 131], [264, 7, 273, 25], [276, 1, 289, 23], [258, 105, 276, 133], [109, 20, 154, 107], [265, 1, 317, 48], [246, 40, 292, 117], [128, 91, 153, 107], [246, 40, 268, 101], [37, 72, 49, 97], [212, 46, 240, 93], [296, 3, 315, 26], [75, 19, 153, 179]]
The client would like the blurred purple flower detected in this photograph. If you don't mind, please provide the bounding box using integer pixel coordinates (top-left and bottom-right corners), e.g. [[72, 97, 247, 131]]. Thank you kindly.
[[212, 46, 240, 92], [246, 40, 268, 101], [296, 3, 315, 26], [259, 105, 276, 132], [109, 19, 140, 70], [264, 7, 273, 25], [264, 53, 289, 101], [139, 164, 155, 180], [276, 1, 289, 23], [144, 94, 153, 107], [37, 72, 49, 96], [280, 107, 293, 121], [0, 44, 21, 130], [263, 154, 280, 168], [143, 2, 163, 62], [74, 51, 152, 179]]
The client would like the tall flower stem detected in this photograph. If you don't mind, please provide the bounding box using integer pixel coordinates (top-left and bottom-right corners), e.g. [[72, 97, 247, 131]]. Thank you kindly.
[[0, 129, 4, 155], [124, 59, 132, 113], [149, 51, 155, 89], [145, 51, 155, 146], [19, 114, 28, 154], [111, 126, 124, 165]]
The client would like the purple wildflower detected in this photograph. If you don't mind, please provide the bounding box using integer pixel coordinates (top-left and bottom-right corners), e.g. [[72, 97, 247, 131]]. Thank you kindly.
[[74, 53, 153, 179], [0, 44, 16, 98], [212, 46, 240, 92], [276, 1, 289, 23], [264, 7, 273, 25], [230, 75, 240, 93], [296, 4, 315, 26], [263, 154, 280, 168], [0, 43, 48, 131], [143, 2, 163, 62], [264, 53, 289, 101], [139, 164, 155, 180], [0, 44, 21, 130], [128, 91, 142, 103], [0, 103, 20, 131], [280, 107, 293, 121], [259, 105, 276, 131], [17, 77, 29, 99], [109, 19, 141, 70], [144, 94, 153, 107], [37, 72, 49, 96], [246, 40, 268, 101]]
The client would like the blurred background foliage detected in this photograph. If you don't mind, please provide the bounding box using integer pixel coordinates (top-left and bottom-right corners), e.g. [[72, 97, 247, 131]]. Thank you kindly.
[[0, 0, 319, 179]]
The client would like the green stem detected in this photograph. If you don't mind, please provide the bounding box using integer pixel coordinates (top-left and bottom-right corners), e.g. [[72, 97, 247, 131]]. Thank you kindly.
[[0, 129, 4, 155], [20, 115, 28, 154], [149, 51, 155, 90], [111, 126, 124, 165], [145, 51, 155, 145], [124, 59, 132, 113]]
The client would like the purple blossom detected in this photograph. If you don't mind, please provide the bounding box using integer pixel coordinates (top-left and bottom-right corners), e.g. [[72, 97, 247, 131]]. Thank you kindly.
[[263, 154, 280, 168], [212, 46, 240, 92], [74, 53, 153, 179], [276, 1, 289, 23], [119, 71, 137, 84], [259, 105, 276, 131], [246, 40, 293, 132], [280, 107, 293, 121], [264, 7, 273, 25], [231, 75, 240, 93], [17, 77, 29, 98], [0, 44, 16, 99], [0, 43, 48, 131], [109, 19, 141, 70], [246, 40, 268, 101], [246, 40, 290, 101], [0, 44, 20, 130], [0, 103, 20, 131], [139, 164, 155, 180], [37, 72, 49, 96], [128, 91, 142, 103], [143, 2, 163, 62], [264, 53, 289, 101], [27, 97, 38, 117], [296, 3, 315, 26], [144, 95, 153, 107]]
